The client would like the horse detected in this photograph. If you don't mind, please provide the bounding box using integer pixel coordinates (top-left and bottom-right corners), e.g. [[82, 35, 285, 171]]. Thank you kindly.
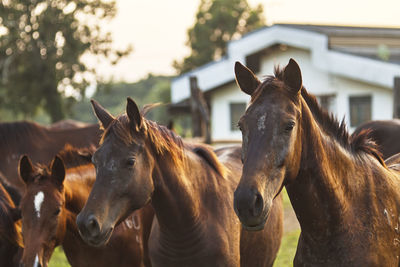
[[0, 120, 101, 191], [76, 99, 283, 267], [49, 120, 92, 130], [352, 119, 400, 159], [18, 145, 154, 267], [233, 58, 400, 266], [0, 178, 23, 267]]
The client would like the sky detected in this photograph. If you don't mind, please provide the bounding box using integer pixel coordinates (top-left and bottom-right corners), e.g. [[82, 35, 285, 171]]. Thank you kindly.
[[92, 0, 400, 83]]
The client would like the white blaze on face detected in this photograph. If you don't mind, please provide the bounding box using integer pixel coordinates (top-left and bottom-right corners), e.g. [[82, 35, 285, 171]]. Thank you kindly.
[[257, 114, 266, 133], [34, 254, 40, 267], [34, 191, 44, 218]]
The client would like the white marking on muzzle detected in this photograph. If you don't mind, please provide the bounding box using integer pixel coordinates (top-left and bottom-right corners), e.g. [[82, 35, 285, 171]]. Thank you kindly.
[[34, 191, 44, 218]]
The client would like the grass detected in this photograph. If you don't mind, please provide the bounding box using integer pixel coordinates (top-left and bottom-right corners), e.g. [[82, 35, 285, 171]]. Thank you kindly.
[[273, 229, 301, 267], [49, 247, 70, 267]]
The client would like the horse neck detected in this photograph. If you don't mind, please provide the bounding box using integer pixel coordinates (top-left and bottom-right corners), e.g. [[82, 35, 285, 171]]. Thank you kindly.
[[286, 99, 358, 236], [150, 144, 215, 236], [63, 166, 95, 231]]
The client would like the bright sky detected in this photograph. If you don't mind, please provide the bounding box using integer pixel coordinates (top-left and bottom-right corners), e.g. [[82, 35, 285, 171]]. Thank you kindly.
[[93, 0, 400, 83]]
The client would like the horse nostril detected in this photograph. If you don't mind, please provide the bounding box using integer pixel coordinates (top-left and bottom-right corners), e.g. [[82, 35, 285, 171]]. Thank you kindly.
[[252, 192, 264, 217], [86, 214, 100, 237]]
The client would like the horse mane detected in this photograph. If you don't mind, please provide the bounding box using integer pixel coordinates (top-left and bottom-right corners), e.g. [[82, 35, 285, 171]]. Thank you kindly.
[[190, 144, 226, 177], [0, 181, 23, 247], [257, 66, 385, 166], [0, 121, 48, 153], [102, 113, 185, 168]]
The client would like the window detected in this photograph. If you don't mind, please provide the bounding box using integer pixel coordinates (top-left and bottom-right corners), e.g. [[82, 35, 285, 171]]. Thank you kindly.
[[349, 95, 371, 127], [230, 103, 247, 131]]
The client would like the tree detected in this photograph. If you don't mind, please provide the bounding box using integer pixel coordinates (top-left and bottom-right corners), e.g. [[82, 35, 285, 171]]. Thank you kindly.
[[0, 0, 131, 122], [173, 0, 265, 74]]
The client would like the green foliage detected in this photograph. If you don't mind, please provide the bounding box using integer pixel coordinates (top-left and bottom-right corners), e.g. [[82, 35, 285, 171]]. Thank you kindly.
[[174, 0, 265, 74], [0, 0, 131, 122], [71, 75, 171, 124]]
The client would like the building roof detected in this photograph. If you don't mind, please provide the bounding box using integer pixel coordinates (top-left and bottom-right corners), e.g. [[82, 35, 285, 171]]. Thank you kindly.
[[171, 24, 400, 104]]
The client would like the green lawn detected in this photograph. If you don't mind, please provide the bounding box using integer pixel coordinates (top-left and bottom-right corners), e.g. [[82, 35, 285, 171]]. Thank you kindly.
[[273, 229, 300, 267], [49, 247, 70, 267]]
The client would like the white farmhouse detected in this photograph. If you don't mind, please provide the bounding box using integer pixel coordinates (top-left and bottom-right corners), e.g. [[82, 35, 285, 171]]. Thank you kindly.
[[171, 24, 400, 142]]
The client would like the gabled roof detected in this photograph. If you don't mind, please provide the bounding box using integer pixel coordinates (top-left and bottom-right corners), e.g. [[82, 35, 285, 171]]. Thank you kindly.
[[171, 24, 400, 104]]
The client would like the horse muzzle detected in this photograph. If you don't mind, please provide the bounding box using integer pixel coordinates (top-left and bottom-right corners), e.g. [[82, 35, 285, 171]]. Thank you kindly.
[[76, 213, 114, 247], [234, 186, 271, 231]]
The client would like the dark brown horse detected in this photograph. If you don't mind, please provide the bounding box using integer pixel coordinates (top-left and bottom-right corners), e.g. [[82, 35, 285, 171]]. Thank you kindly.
[[18, 145, 154, 267], [76, 99, 283, 267], [49, 119, 91, 130], [353, 119, 400, 159], [0, 121, 101, 191], [233, 59, 400, 266], [0, 179, 22, 267]]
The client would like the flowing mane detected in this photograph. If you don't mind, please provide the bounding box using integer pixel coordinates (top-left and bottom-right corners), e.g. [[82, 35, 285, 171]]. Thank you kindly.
[[253, 66, 385, 166], [101, 112, 226, 177]]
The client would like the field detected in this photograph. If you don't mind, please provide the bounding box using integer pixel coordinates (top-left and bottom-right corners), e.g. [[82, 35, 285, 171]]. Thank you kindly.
[[48, 189, 300, 267]]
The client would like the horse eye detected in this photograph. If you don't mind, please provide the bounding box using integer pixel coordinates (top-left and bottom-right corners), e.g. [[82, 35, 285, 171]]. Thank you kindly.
[[285, 121, 295, 132], [127, 158, 136, 166], [91, 156, 95, 164], [54, 208, 61, 216]]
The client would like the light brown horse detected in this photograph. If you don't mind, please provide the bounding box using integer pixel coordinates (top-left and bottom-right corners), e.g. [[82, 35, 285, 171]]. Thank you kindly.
[[18, 145, 154, 267], [233, 58, 400, 266], [0, 179, 22, 267], [76, 99, 283, 267], [0, 121, 101, 191]]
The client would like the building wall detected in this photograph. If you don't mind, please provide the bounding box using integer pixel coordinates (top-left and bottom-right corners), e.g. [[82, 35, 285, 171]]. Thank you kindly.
[[209, 46, 393, 141]]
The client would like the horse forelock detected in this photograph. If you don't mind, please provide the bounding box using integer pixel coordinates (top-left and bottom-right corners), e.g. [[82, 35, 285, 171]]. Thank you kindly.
[[101, 114, 185, 167]]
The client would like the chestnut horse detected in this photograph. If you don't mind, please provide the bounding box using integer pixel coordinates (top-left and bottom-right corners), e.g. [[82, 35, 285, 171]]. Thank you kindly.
[[352, 119, 400, 159], [76, 99, 283, 267], [0, 121, 101, 191], [18, 145, 154, 267], [0, 179, 22, 267], [233, 58, 400, 266]]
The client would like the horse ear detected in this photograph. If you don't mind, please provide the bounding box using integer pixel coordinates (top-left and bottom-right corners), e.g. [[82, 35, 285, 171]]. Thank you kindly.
[[234, 61, 261, 96], [50, 156, 65, 188], [19, 155, 34, 184], [126, 97, 142, 130], [91, 99, 115, 129], [283, 58, 302, 93]]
